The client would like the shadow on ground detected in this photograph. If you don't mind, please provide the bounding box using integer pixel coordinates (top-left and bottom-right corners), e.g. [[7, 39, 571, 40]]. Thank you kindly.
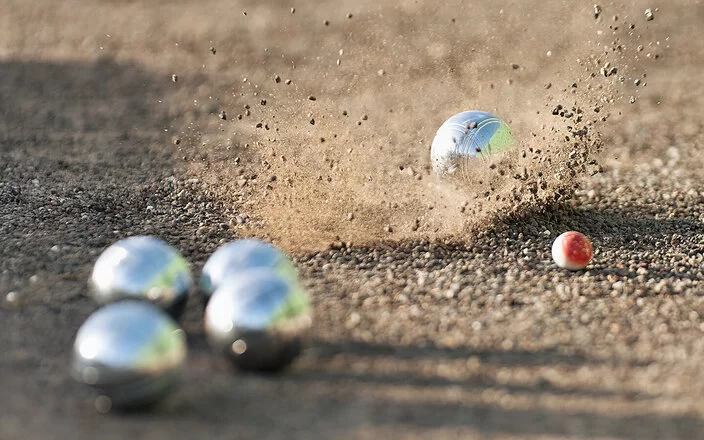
[[172, 338, 699, 440], [502, 202, 704, 282], [2, 59, 703, 440], [0, 59, 237, 439], [0, 59, 234, 284]]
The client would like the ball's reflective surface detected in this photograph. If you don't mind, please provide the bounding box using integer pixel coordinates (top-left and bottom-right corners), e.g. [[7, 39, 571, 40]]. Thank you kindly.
[[71, 301, 187, 410], [204, 268, 312, 371], [90, 236, 191, 319], [431, 111, 514, 177], [200, 239, 298, 302]]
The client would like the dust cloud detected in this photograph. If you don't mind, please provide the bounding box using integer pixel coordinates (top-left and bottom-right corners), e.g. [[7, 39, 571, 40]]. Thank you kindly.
[[176, 1, 664, 251]]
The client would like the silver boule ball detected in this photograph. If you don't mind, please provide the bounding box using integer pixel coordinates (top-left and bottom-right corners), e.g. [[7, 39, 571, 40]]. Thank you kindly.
[[200, 238, 298, 303], [430, 110, 514, 177], [71, 301, 187, 410], [90, 236, 192, 319], [204, 268, 312, 371]]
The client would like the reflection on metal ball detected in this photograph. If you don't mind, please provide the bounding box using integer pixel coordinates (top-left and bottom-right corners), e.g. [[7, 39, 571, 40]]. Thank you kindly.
[[90, 236, 192, 319], [71, 301, 187, 410], [204, 268, 311, 372], [200, 239, 298, 303], [430, 110, 514, 177]]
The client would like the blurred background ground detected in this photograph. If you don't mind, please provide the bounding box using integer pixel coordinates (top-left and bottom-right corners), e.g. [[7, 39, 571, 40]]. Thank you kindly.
[[1, 1, 703, 439]]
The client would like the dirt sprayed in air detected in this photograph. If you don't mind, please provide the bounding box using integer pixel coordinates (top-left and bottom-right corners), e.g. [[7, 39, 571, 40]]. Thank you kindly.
[[171, 1, 666, 252]]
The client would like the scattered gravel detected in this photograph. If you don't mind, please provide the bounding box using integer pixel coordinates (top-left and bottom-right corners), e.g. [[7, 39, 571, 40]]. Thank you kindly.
[[1, 1, 702, 439]]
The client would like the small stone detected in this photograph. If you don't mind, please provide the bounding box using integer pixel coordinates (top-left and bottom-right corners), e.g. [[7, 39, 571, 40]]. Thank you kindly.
[[384, 225, 393, 233], [644, 8, 654, 21], [593, 4, 602, 19], [5, 291, 21, 307], [274, 75, 281, 83], [219, 111, 227, 120], [346, 312, 361, 329], [308, 95, 316, 101], [171, 74, 178, 82], [210, 47, 216, 55]]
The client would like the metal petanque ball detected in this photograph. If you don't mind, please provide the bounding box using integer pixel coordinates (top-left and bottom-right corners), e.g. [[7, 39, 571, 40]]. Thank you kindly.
[[204, 268, 312, 372], [71, 301, 187, 411], [200, 238, 299, 304], [430, 110, 515, 177], [90, 236, 192, 319]]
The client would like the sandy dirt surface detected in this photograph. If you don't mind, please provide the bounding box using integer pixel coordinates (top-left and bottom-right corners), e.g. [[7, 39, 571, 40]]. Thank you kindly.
[[2, 0, 704, 438]]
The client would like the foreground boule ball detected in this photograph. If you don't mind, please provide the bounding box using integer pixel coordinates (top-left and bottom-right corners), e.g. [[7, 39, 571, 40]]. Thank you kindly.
[[552, 231, 594, 270], [204, 268, 312, 371], [90, 236, 192, 319], [71, 301, 187, 410], [430, 110, 514, 177], [200, 238, 298, 303]]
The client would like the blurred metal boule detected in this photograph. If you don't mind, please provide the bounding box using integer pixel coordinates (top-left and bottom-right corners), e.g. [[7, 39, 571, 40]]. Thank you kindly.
[[200, 238, 298, 304], [204, 268, 312, 372], [71, 301, 187, 410], [90, 236, 191, 319]]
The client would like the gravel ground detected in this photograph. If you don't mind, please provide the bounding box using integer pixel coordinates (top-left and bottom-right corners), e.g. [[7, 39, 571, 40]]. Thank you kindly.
[[1, 1, 704, 439]]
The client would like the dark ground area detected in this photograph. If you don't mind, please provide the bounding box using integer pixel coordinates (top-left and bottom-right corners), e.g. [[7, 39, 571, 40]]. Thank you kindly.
[[1, 1, 704, 439]]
